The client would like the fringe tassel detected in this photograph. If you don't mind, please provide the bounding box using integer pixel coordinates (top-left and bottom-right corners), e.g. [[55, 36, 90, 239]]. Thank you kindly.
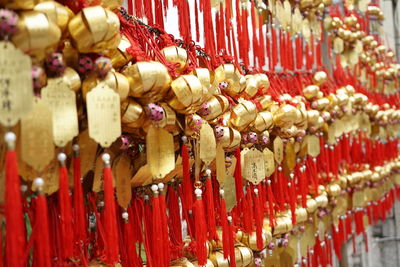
[[194, 189, 207, 266], [205, 175, 218, 240], [159, 184, 171, 266], [151, 185, 165, 267], [57, 153, 74, 260], [253, 186, 264, 251], [102, 153, 119, 264], [4, 132, 26, 267], [181, 143, 193, 211], [227, 216, 236, 267], [33, 178, 52, 267], [220, 190, 230, 259]]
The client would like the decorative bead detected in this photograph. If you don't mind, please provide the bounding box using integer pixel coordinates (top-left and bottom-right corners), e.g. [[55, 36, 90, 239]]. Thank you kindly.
[[94, 56, 112, 78], [158, 183, 165, 190], [31, 66, 47, 90], [33, 177, 44, 189], [98, 201, 104, 207], [214, 126, 224, 139], [102, 153, 111, 163], [72, 144, 80, 152], [198, 103, 211, 116], [20, 184, 28, 193], [146, 103, 164, 121], [205, 169, 211, 176], [151, 184, 158, 192], [78, 56, 94, 75], [219, 189, 225, 196], [181, 135, 188, 143], [267, 241, 275, 250], [0, 9, 18, 38], [45, 52, 66, 76], [218, 81, 228, 90], [122, 211, 129, 220], [195, 188, 202, 196], [4, 132, 16, 144], [57, 153, 67, 163]]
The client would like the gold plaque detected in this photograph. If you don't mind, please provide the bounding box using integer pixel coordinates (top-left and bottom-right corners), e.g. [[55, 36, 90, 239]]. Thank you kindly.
[[0, 42, 33, 127], [307, 135, 320, 157], [263, 148, 275, 177], [216, 144, 226, 184], [223, 175, 237, 212], [21, 98, 54, 172], [199, 123, 216, 165], [285, 142, 296, 171], [113, 154, 133, 209], [86, 83, 121, 147], [42, 78, 78, 147], [273, 136, 284, 164], [146, 126, 175, 179], [243, 148, 265, 185]]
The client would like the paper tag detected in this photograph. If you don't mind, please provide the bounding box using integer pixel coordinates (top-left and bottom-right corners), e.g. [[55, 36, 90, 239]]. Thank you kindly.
[[21, 98, 54, 172], [42, 78, 78, 147], [146, 126, 175, 179], [243, 148, 265, 185], [274, 136, 284, 164], [216, 144, 226, 184], [263, 148, 275, 177], [0, 42, 33, 127], [199, 122, 216, 165], [86, 83, 121, 147]]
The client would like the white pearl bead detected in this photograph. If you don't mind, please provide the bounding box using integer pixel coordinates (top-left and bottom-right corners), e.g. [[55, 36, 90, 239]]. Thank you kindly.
[[98, 201, 104, 207], [102, 153, 110, 162], [158, 183, 164, 190], [181, 136, 187, 143], [72, 144, 80, 152], [278, 166, 282, 171], [57, 153, 67, 162], [254, 188, 259, 194], [4, 132, 16, 143], [219, 189, 225, 195], [227, 216, 232, 222], [151, 184, 158, 192], [33, 177, 44, 188], [195, 188, 202, 196], [290, 173, 295, 179], [122, 212, 129, 220], [20, 184, 28, 192], [205, 169, 212, 175]]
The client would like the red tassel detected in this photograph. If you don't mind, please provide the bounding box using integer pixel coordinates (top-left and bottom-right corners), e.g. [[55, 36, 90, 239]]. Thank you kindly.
[[227, 216, 236, 267], [102, 153, 119, 264], [266, 179, 276, 227], [288, 176, 297, 225], [33, 178, 52, 267], [253, 186, 264, 250], [4, 132, 26, 267], [72, 146, 87, 249], [181, 144, 193, 211], [167, 184, 183, 251], [205, 176, 218, 240], [233, 148, 244, 202], [194, 189, 207, 266], [220, 191, 230, 259], [123, 210, 141, 267], [159, 184, 171, 266], [58, 153, 74, 260], [151, 185, 165, 267]]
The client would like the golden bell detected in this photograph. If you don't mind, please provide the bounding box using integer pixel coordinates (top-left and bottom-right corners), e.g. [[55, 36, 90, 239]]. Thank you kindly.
[[68, 6, 121, 53], [256, 95, 274, 109], [121, 98, 145, 128], [237, 246, 253, 266], [61, 67, 81, 92], [251, 111, 274, 132], [243, 75, 259, 98], [313, 71, 328, 86], [214, 64, 245, 97], [82, 71, 129, 101], [209, 252, 229, 267], [230, 100, 258, 130], [34, 1, 73, 34], [12, 11, 61, 61], [198, 95, 229, 121], [248, 230, 270, 251], [100, 0, 123, 10], [315, 194, 328, 207], [273, 104, 300, 128], [168, 75, 204, 113], [303, 85, 320, 100], [0, 0, 43, 9], [171, 258, 196, 267], [219, 126, 241, 150], [124, 61, 171, 103], [295, 208, 308, 223], [161, 46, 188, 73], [306, 198, 318, 213], [106, 36, 133, 69]]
